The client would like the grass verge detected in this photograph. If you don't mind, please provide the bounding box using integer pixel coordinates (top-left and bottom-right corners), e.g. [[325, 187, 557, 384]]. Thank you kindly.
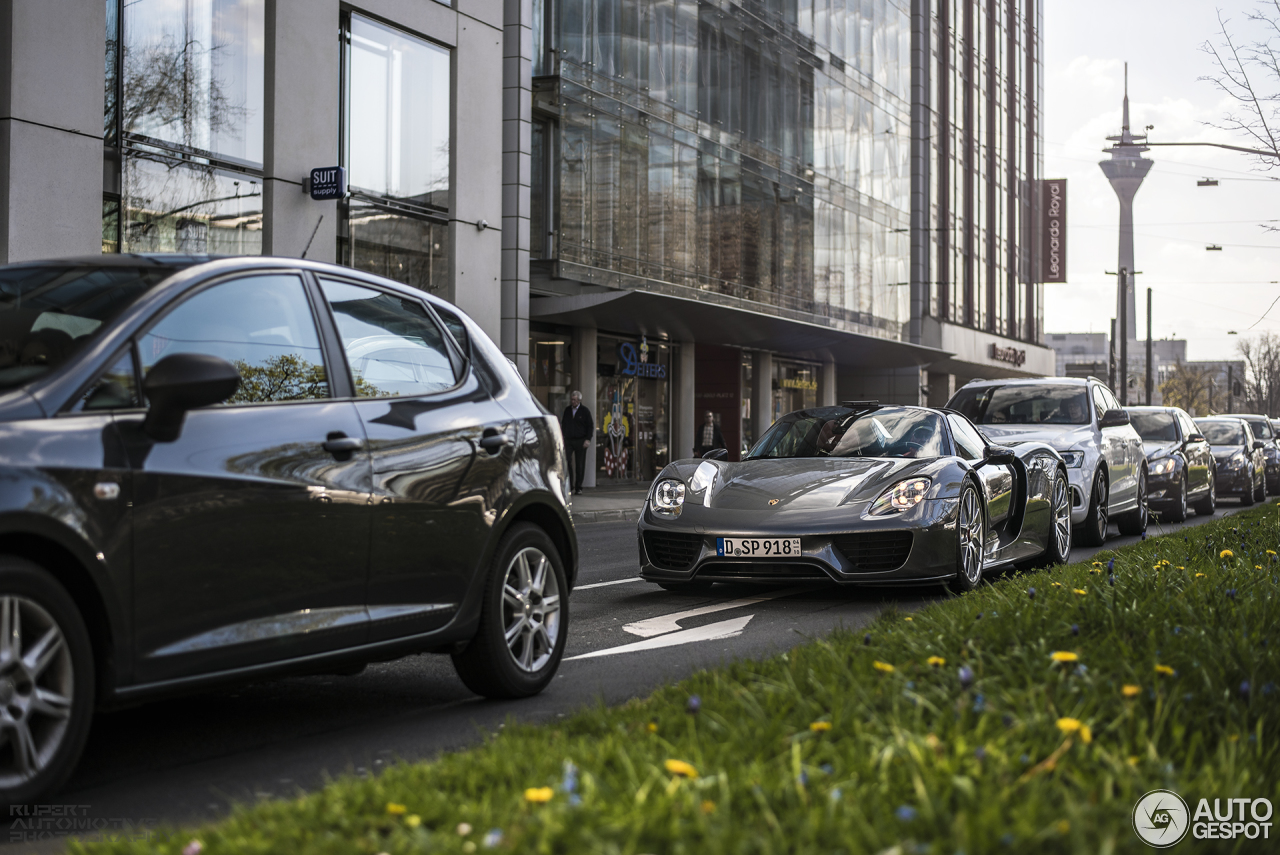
[[76, 506, 1279, 854]]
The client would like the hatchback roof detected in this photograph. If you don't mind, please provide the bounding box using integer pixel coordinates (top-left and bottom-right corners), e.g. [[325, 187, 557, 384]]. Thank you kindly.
[[961, 376, 1087, 387]]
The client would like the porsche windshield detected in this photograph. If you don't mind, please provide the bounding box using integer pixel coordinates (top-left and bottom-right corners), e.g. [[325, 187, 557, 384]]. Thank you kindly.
[[0, 263, 180, 390], [748, 406, 946, 460], [949, 383, 1090, 425]]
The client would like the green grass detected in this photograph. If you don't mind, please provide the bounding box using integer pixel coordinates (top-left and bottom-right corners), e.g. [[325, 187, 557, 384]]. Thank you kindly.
[[76, 506, 1280, 855]]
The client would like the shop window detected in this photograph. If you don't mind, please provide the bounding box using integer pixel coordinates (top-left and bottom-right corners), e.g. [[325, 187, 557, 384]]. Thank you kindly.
[[340, 13, 450, 293]]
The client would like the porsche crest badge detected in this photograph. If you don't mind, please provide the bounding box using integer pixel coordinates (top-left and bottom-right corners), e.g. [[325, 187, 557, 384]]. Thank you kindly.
[[769, 498, 780, 505]]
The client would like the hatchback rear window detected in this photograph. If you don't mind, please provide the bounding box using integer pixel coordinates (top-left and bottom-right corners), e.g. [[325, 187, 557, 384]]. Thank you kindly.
[[0, 264, 177, 390]]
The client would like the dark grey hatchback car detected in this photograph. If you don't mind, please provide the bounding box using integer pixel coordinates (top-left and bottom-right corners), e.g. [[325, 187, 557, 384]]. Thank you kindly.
[[0, 255, 576, 806]]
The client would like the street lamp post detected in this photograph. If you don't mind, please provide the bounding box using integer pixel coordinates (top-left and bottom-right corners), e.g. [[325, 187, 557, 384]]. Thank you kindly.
[[1146, 287, 1153, 405]]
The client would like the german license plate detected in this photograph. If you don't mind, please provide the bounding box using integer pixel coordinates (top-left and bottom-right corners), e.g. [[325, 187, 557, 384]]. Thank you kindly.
[[716, 537, 801, 558]]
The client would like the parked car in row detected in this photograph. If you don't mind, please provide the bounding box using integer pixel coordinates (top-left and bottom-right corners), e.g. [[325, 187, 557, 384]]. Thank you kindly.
[[1221, 413, 1280, 494], [946, 377, 1147, 546], [1195, 416, 1267, 504], [1125, 406, 1216, 522], [0, 255, 576, 807]]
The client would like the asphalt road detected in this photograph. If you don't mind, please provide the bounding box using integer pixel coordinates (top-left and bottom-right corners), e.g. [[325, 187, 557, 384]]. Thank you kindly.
[[3, 500, 1253, 852]]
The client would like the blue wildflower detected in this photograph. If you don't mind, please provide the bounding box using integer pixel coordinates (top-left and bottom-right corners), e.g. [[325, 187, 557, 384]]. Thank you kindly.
[[1071, 623, 1079, 636], [1227, 589, 1238, 599], [976, 612, 983, 620], [1020, 753, 1030, 765], [958, 666, 974, 688], [830, 788, 843, 802], [896, 805, 918, 822], [1109, 574, 1116, 586], [1263, 682, 1276, 696], [561, 760, 578, 793], [1108, 558, 1115, 571], [1001, 833, 1015, 846], [1240, 681, 1251, 698], [568, 793, 582, 807], [973, 693, 986, 713], [864, 633, 872, 645], [1002, 713, 1014, 728], [686, 695, 701, 714], [1027, 587, 1036, 599], [975, 746, 987, 761], [483, 829, 503, 848], [820, 763, 834, 775]]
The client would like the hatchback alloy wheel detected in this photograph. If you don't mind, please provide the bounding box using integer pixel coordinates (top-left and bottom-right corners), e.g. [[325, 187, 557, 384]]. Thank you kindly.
[[0, 596, 74, 790], [501, 547, 561, 673]]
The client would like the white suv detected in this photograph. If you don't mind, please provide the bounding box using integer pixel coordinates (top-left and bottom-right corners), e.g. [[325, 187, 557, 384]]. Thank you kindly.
[[946, 377, 1148, 545]]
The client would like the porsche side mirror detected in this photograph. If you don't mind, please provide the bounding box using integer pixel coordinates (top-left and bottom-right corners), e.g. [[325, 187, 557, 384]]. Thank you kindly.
[[143, 353, 240, 442], [1098, 408, 1130, 428], [982, 445, 1017, 465], [701, 447, 729, 461]]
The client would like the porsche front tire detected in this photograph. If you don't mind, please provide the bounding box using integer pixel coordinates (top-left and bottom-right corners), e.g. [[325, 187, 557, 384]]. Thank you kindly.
[[949, 484, 985, 594]]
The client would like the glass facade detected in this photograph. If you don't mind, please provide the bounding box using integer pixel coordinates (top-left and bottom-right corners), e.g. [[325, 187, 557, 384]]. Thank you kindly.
[[534, 0, 1043, 347], [103, 0, 265, 254], [340, 13, 451, 295]]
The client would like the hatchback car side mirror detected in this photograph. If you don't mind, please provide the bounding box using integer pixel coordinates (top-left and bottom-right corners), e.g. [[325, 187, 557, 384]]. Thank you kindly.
[[981, 445, 1017, 465], [1254, 440, 1266, 451], [1098, 408, 1130, 428], [1185, 432, 1205, 444], [701, 447, 729, 461], [142, 353, 241, 442]]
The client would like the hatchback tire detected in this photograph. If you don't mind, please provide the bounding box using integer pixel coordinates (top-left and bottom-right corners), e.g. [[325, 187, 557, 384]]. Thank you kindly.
[[452, 524, 568, 699], [1241, 475, 1256, 506], [1165, 472, 1188, 524], [1077, 470, 1109, 547], [1194, 471, 1217, 516], [1254, 471, 1266, 503], [1116, 469, 1149, 536], [0, 557, 94, 811]]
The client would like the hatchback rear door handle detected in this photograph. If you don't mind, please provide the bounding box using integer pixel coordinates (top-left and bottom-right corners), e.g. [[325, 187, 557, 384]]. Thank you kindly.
[[323, 435, 364, 454]]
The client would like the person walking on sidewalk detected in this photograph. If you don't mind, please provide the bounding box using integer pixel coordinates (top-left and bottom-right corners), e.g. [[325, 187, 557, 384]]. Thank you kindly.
[[694, 410, 726, 458], [561, 390, 594, 495]]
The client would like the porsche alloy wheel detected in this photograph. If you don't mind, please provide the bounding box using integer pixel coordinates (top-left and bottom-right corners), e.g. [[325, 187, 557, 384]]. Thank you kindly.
[[950, 485, 985, 593]]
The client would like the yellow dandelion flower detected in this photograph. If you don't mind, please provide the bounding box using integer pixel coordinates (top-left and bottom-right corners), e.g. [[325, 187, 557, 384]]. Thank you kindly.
[[524, 787, 554, 803], [1267, 550, 1277, 556], [926, 655, 946, 667], [1157, 559, 1172, 567], [1091, 561, 1104, 567], [809, 721, 832, 733], [646, 722, 658, 733], [1220, 549, 1234, 559], [1051, 582, 1063, 588], [873, 660, 896, 673], [1228, 734, 1240, 743], [1256, 565, 1263, 570], [386, 803, 407, 815], [1073, 588, 1087, 596], [1195, 572, 1206, 578], [904, 616, 914, 622], [1155, 664, 1174, 676], [1050, 651, 1079, 663], [1057, 820, 1071, 834], [701, 800, 717, 814], [1127, 756, 1139, 766], [1177, 566, 1185, 570], [405, 815, 422, 829], [1080, 725, 1093, 744], [1122, 684, 1141, 698], [664, 759, 698, 778], [1056, 717, 1082, 734]]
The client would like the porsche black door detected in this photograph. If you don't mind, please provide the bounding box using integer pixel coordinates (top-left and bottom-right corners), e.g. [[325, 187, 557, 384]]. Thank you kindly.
[[123, 274, 373, 684], [317, 279, 513, 642]]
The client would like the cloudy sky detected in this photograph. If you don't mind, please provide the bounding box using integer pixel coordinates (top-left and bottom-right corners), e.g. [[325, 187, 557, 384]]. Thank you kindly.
[[1043, 0, 1279, 360]]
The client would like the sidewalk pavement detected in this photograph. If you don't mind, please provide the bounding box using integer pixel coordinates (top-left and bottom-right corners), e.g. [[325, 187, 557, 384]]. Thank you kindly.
[[567, 481, 651, 525]]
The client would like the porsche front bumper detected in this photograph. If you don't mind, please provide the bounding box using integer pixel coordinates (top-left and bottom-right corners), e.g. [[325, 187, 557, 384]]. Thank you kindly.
[[638, 497, 963, 586]]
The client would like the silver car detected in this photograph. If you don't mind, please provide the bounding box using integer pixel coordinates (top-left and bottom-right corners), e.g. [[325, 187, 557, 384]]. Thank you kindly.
[[946, 377, 1148, 545]]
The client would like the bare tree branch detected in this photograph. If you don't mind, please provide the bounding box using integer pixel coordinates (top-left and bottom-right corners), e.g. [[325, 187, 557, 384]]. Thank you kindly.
[[1200, 3, 1280, 169]]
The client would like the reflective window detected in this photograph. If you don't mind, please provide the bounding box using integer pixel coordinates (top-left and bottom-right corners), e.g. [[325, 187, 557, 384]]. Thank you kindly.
[[1242, 417, 1273, 440], [1091, 385, 1109, 420], [949, 383, 1091, 426], [319, 280, 458, 398], [342, 199, 447, 293], [1130, 412, 1177, 442], [120, 157, 262, 254], [139, 275, 329, 404], [1196, 420, 1246, 446], [749, 405, 944, 460], [76, 348, 139, 412], [947, 415, 986, 461]]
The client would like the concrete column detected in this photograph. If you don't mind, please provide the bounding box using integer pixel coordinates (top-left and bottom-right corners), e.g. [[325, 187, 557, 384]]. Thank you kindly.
[[752, 350, 773, 444], [499, 0, 532, 378], [572, 325, 597, 488], [263, 0, 338, 261], [675, 340, 696, 461], [926, 370, 955, 408], [0, 0, 104, 263], [820, 358, 837, 407]]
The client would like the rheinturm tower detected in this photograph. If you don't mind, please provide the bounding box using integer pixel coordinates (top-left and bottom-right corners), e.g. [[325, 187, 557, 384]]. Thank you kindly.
[[1099, 64, 1152, 341]]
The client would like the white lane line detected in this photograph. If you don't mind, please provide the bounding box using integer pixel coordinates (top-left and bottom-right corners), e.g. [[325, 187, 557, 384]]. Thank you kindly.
[[575, 577, 645, 591], [622, 586, 812, 637], [565, 615, 754, 661]]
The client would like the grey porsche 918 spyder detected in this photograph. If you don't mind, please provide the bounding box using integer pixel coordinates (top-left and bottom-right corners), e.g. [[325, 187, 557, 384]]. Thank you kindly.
[[638, 403, 1072, 591]]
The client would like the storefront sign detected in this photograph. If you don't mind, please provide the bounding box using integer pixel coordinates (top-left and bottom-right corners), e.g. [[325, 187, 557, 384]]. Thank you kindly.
[[1040, 178, 1067, 283], [989, 343, 1027, 367], [780, 377, 817, 391], [308, 166, 347, 200], [617, 342, 666, 379]]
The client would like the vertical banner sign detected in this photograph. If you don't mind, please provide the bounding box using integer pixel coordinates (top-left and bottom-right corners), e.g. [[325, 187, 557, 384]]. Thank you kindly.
[[1041, 179, 1067, 283]]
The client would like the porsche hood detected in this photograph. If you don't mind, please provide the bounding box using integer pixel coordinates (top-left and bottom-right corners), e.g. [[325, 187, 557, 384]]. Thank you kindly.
[[660, 456, 935, 512]]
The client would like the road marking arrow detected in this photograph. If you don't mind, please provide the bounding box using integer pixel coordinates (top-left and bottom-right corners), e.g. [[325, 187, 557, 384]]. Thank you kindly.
[[621, 586, 811, 637], [564, 615, 754, 661]]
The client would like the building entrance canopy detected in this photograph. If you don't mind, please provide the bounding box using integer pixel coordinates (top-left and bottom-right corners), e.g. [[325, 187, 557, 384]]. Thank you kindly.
[[530, 289, 948, 369]]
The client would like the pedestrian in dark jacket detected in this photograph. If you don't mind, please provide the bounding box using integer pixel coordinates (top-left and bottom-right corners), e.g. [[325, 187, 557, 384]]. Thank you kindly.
[[694, 410, 727, 457], [561, 391, 593, 494]]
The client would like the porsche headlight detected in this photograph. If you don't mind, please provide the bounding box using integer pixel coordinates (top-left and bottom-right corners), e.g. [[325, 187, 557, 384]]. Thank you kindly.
[[1059, 450, 1085, 468], [650, 479, 686, 516], [1149, 457, 1177, 476], [870, 477, 932, 515]]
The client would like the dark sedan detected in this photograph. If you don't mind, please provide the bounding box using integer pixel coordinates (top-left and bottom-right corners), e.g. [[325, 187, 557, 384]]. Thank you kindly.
[[1126, 406, 1216, 522], [639, 404, 1072, 592], [1195, 417, 1266, 504], [1222, 413, 1280, 494], [0, 255, 576, 806]]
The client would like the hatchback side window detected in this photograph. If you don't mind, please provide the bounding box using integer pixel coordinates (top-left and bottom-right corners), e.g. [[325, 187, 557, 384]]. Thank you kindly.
[[138, 275, 329, 404], [1090, 385, 1109, 421], [947, 415, 986, 461], [1100, 386, 1121, 413], [434, 305, 470, 357], [319, 279, 458, 398]]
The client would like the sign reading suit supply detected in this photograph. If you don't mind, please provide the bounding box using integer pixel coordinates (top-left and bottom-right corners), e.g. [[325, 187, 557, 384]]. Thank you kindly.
[[1041, 178, 1067, 283], [309, 166, 347, 200]]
